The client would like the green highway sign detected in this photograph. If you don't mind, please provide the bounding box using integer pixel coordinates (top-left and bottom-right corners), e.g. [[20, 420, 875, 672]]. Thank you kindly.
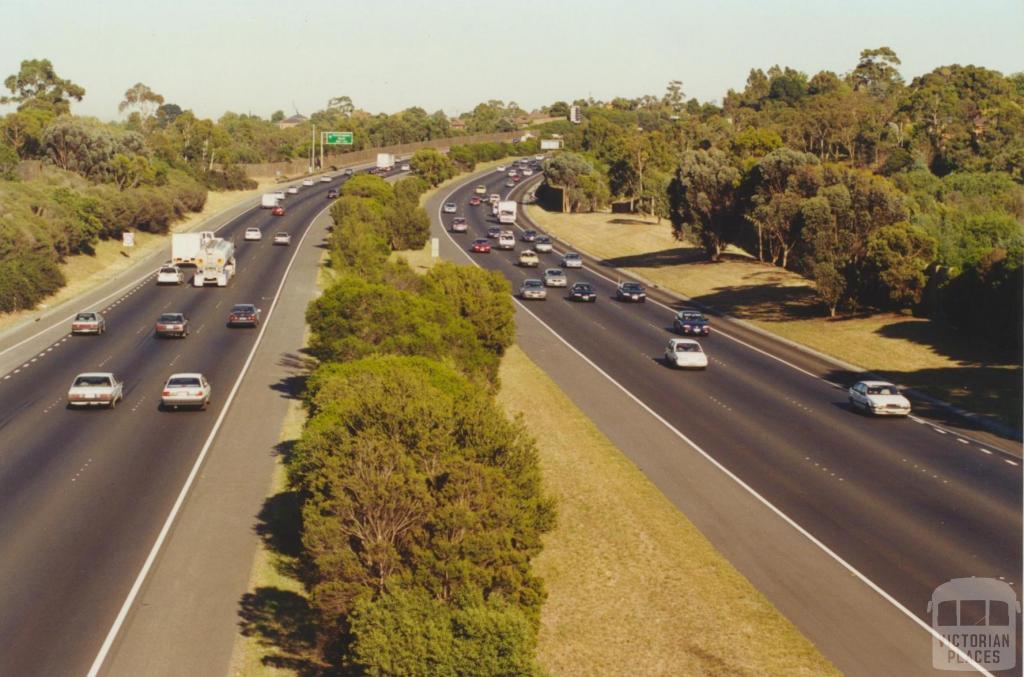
[[325, 131, 354, 145]]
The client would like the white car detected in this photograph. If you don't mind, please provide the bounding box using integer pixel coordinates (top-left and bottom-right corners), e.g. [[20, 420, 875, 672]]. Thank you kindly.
[[400, 163, 411, 171], [519, 279, 547, 300], [273, 190, 286, 202], [543, 268, 567, 287], [665, 339, 708, 370], [534, 236, 553, 253], [71, 311, 106, 335], [287, 186, 299, 195], [302, 179, 315, 187], [535, 154, 544, 161], [522, 168, 534, 176], [443, 202, 458, 214], [244, 227, 262, 241], [273, 232, 291, 246], [320, 175, 332, 182], [161, 373, 211, 411], [562, 252, 583, 268], [498, 232, 515, 250], [518, 250, 539, 267], [496, 165, 506, 172], [67, 372, 123, 408], [848, 381, 911, 416], [156, 265, 184, 285]]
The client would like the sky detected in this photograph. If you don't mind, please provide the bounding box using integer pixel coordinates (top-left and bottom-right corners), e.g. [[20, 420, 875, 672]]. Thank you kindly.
[[3, 0, 1023, 121]]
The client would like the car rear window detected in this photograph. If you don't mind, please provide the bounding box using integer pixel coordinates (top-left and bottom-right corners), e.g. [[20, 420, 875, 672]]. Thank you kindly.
[[160, 267, 177, 274], [168, 377, 202, 387], [75, 313, 96, 321], [159, 314, 183, 322], [232, 305, 254, 313], [74, 376, 111, 387], [676, 344, 701, 352]]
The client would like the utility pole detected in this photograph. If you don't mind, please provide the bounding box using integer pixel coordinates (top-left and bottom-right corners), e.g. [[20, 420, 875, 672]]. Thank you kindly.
[[319, 130, 324, 171]]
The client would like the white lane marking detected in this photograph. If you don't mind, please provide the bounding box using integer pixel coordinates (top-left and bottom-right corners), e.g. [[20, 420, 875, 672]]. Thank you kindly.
[[979, 448, 993, 455], [97, 355, 113, 368], [3, 375, 9, 380], [87, 196, 332, 677], [435, 178, 997, 676], [21, 363, 29, 368], [1005, 459, 1019, 466], [29, 358, 37, 363], [168, 353, 181, 368], [13, 369, 20, 374], [932, 428, 947, 434], [957, 438, 969, 444]]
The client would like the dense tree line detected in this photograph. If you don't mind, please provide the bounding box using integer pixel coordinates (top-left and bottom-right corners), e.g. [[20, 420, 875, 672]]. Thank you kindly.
[[534, 49, 1023, 346], [288, 172, 552, 673]]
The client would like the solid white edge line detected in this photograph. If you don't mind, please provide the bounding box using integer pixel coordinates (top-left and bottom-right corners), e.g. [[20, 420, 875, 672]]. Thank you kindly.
[[435, 177, 995, 676], [85, 200, 331, 677]]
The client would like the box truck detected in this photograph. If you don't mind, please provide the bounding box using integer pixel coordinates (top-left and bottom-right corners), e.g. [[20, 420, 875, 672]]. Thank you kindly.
[[261, 193, 279, 208], [171, 231, 215, 266], [498, 201, 518, 225], [376, 153, 395, 172]]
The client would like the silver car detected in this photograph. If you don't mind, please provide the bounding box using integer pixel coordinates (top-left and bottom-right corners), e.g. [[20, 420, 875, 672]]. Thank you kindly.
[[519, 279, 547, 300], [534, 236, 553, 253], [71, 311, 106, 335], [67, 372, 123, 408], [543, 268, 567, 287], [161, 373, 211, 410], [562, 252, 583, 268]]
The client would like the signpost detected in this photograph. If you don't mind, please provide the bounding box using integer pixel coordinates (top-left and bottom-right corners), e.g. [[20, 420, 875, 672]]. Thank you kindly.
[[325, 132, 354, 145], [122, 231, 135, 248]]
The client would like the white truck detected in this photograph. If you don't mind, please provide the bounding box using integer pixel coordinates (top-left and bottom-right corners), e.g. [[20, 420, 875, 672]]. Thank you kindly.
[[261, 193, 280, 208], [498, 201, 518, 225], [193, 237, 236, 287], [171, 231, 215, 266], [376, 153, 395, 172]]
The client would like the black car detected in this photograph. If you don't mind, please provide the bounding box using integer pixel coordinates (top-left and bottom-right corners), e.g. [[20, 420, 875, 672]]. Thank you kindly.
[[673, 310, 710, 335], [228, 303, 261, 327], [486, 226, 501, 239], [616, 281, 646, 302], [326, 188, 338, 199], [521, 229, 537, 242], [568, 282, 597, 302]]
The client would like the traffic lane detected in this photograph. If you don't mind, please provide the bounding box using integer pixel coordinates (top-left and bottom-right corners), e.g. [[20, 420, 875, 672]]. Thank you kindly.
[[0, 185, 335, 675], [446, 176, 1022, 611]]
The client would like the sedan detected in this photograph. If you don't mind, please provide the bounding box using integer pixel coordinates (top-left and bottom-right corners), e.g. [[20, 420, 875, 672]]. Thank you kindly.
[[534, 236, 553, 253], [273, 232, 292, 245], [474, 185, 487, 195], [522, 168, 534, 176], [521, 230, 537, 242], [272, 206, 285, 216], [161, 373, 211, 411], [400, 163, 411, 171], [568, 282, 597, 302], [67, 372, 123, 409], [848, 381, 912, 417], [496, 165, 506, 172], [71, 311, 105, 335], [245, 227, 262, 241], [327, 189, 338, 199], [617, 281, 647, 303], [302, 179, 315, 187], [665, 339, 708, 370], [519, 279, 547, 300], [471, 239, 492, 253], [344, 168, 354, 176], [543, 268, 567, 287], [673, 311, 710, 336], [320, 175, 332, 182], [504, 180, 515, 188], [443, 202, 458, 214], [518, 250, 539, 267], [155, 312, 189, 338], [227, 303, 261, 327], [287, 186, 299, 195], [511, 175, 522, 183], [156, 266, 184, 285], [562, 252, 583, 268], [468, 196, 482, 206], [450, 217, 468, 233], [486, 226, 501, 239]]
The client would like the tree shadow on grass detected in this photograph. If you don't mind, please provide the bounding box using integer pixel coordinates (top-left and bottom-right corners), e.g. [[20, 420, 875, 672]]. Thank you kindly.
[[601, 246, 706, 269], [238, 586, 324, 675], [689, 283, 821, 323], [876, 319, 1021, 367]]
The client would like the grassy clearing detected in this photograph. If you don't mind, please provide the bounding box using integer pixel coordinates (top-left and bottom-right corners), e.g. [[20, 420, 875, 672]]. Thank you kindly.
[[525, 207, 1021, 427], [0, 184, 269, 335], [497, 345, 836, 676]]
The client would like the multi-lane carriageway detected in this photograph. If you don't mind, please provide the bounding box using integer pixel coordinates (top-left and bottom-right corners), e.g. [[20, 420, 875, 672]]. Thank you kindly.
[[0, 166, 408, 676], [434, 165, 1022, 675]]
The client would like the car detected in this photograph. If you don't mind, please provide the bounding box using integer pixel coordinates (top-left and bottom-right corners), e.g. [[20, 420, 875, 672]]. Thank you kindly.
[[543, 268, 567, 287], [504, 180, 515, 187], [522, 168, 534, 176], [302, 179, 315, 187], [344, 168, 354, 176], [496, 165, 506, 172], [155, 312, 189, 338], [400, 163, 411, 171], [227, 303, 261, 327], [443, 202, 458, 214], [486, 226, 501, 239], [272, 206, 285, 216], [664, 338, 708, 369], [568, 282, 597, 302], [474, 185, 487, 195], [67, 372, 123, 409], [519, 279, 547, 300], [287, 186, 299, 195], [535, 154, 544, 161], [71, 311, 105, 335], [468, 196, 482, 206], [489, 193, 501, 205], [273, 190, 286, 202], [156, 265, 184, 285], [507, 170, 518, 177], [320, 175, 332, 182], [511, 175, 522, 183], [534, 236, 553, 253], [617, 281, 647, 303], [450, 217, 468, 233], [521, 230, 537, 242], [161, 373, 211, 411], [273, 232, 292, 245], [244, 227, 262, 241], [562, 252, 583, 268], [673, 311, 710, 336], [327, 188, 338, 199], [498, 231, 515, 250], [848, 381, 912, 417], [518, 250, 539, 267], [471, 239, 492, 253]]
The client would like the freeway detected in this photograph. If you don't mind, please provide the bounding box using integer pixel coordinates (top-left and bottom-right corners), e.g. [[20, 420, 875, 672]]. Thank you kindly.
[[433, 163, 1023, 674], [0, 165, 404, 676]]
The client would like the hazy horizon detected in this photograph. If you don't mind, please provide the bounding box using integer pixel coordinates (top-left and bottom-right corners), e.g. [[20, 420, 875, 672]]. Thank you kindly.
[[4, 0, 1022, 122]]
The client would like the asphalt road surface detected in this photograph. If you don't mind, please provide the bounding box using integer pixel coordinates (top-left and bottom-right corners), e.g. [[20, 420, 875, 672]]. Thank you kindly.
[[433, 162, 1022, 675], [0, 165, 405, 676]]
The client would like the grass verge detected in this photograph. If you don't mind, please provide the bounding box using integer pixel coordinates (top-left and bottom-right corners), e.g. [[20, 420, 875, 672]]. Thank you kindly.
[[525, 207, 1021, 428], [497, 345, 837, 676]]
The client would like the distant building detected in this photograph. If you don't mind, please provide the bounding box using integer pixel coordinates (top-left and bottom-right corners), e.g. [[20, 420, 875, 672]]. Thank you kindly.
[[277, 114, 308, 130], [569, 105, 582, 124]]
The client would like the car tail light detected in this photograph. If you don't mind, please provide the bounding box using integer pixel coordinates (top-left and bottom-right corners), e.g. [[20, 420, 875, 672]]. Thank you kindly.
[[162, 390, 171, 396]]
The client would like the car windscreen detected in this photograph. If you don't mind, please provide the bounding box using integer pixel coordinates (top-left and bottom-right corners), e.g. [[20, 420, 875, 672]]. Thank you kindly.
[[75, 313, 95, 321], [168, 377, 202, 387], [74, 376, 111, 387], [676, 344, 701, 352], [622, 284, 643, 292], [867, 386, 898, 395]]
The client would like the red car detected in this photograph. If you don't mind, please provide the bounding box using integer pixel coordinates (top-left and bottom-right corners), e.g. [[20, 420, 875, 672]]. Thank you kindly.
[[272, 206, 285, 216], [471, 239, 492, 253], [511, 175, 521, 183], [468, 195, 482, 206]]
